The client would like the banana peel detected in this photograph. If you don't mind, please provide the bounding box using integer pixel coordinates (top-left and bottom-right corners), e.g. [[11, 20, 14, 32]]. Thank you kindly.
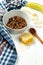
[[25, 2, 43, 13]]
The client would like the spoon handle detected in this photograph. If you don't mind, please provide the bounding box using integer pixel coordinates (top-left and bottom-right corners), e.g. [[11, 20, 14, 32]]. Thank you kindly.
[[35, 33, 43, 44]]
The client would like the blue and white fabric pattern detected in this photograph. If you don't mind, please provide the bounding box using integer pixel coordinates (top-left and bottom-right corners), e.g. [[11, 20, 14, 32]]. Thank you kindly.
[[0, 42, 17, 65], [0, 0, 27, 65], [0, 0, 27, 12], [0, 22, 16, 49], [0, 22, 17, 65], [0, 0, 19, 65]]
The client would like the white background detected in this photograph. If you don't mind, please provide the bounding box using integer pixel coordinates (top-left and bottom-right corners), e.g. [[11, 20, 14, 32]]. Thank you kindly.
[[0, 0, 43, 65]]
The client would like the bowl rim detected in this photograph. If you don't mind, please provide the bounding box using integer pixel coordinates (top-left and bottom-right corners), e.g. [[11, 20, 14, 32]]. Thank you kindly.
[[3, 10, 29, 30]]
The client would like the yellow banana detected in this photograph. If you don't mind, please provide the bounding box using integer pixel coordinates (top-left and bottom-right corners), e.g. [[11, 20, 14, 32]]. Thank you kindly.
[[25, 2, 43, 13]]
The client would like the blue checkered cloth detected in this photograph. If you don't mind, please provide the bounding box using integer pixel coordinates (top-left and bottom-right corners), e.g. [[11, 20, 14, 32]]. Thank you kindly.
[[0, 22, 17, 65], [0, 0, 27, 65], [0, 41, 17, 65], [0, 0, 27, 12], [0, 22, 16, 49]]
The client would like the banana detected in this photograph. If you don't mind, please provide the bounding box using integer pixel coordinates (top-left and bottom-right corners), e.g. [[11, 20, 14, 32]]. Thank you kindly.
[[25, 2, 43, 13]]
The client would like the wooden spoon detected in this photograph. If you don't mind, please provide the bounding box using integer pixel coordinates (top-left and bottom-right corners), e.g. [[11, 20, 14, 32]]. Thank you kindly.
[[0, 41, 6, 55], [29, 28, 43, 44]]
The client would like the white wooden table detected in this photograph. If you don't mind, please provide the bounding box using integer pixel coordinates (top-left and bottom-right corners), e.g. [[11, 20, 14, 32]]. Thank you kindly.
[[0, 0, 43, 65]]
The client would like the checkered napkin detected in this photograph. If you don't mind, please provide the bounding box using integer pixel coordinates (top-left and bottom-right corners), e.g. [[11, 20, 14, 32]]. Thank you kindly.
[[0, 0, 27, 12], [0, 42, 17, 65], [0, 23, 17, 65], [0, 22, 16, 49], [0, 0, 27, 65]]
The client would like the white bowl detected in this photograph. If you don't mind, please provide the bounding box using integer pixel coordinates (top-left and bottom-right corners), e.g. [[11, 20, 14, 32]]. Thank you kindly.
[[3, 10, 30, 34]]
